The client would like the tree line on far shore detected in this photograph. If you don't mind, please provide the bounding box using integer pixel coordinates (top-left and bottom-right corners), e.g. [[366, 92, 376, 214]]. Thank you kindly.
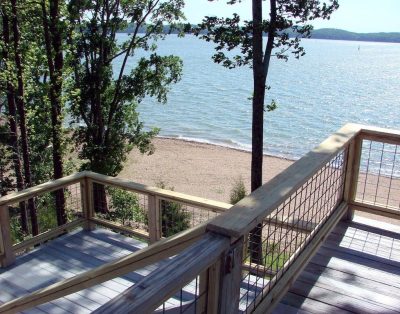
[[120, 23, 400, 44]]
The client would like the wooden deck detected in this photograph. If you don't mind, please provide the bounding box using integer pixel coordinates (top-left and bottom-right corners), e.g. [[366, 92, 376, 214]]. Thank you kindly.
[[275, 219, 400, 314], [2, 218, 400, 313], [0, 228, 150, 313]]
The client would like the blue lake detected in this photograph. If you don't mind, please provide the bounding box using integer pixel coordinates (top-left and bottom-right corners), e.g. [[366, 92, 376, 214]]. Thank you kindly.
[[115, 34, 400, 161]]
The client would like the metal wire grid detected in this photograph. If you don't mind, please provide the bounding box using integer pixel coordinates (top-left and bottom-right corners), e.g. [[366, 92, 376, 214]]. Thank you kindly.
[[240, 149, 347, 313], [7, 183, 82, 243], [159, 198, 220, 237], [156, 276, 207, 314], [93, 183, 149, 232], [356, 139, 400, 209]]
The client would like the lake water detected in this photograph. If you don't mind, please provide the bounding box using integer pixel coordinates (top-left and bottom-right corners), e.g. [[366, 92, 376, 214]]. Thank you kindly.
[[115, 34, 400, 161]]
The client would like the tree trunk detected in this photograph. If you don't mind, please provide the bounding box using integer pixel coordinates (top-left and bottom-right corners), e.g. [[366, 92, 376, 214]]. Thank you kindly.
[[249, 0, 266, 265], [1, 8, 29, 234], [11, 0, 39, 236], [41, 0, 66, 225], [249, 0, 276, 264], [93, 183, 109, 214]]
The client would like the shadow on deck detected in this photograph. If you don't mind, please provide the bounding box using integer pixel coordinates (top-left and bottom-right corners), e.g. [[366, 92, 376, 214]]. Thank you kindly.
[[2, 217, 400, 313], [276, 219, 400, 314]]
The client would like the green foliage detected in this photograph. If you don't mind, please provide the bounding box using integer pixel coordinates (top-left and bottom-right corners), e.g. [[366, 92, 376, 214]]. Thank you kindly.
[[0, 123, 14, 196], [196, 1, 339, 67], [229, 177, 247, 205], [156, 181, 191, 237], [36, 194, 58, 233], [10, 215, 24, 244], [67, 0, 185, 177], [107, 187, 147, 226]]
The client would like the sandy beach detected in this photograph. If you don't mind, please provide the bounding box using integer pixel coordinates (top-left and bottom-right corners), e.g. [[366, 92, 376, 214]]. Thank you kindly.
[[119, 137, 293, 203]]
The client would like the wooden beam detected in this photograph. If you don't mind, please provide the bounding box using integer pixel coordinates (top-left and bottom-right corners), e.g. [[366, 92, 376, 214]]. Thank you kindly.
[[89, 217, 150, 241], [92, 232, 230, 314], [359, 125, 400, 145], [86, 171, 232, 213], [0, 223, 207, 313], [252, 202, 347, 314], [207, 124, 361, 238], [0, 171, 88, 206], [217, 237, 244, 314], [350, 201, 400, 220], [342, 136, 362, 221], [148, 194, 161, 243], [197, 258, 224, 314], [12, 218, 85, 253], [0, 205, 15, 267], [81, 177, 95, 231]]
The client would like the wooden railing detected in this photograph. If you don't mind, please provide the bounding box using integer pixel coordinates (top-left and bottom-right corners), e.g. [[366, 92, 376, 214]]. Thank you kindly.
[[0, 123, 399, 314]]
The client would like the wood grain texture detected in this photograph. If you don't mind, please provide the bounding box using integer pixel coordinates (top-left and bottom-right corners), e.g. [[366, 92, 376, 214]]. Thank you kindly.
[[93, 233, 230, 314], [275, 219, 400, 314], [89, 217, 150, 241], [0, 172, 87, 206], [86, 171, 232, 213], [12, 218, 85, 253], [0, 223, 206, 313], [0, 205, 15, 267]]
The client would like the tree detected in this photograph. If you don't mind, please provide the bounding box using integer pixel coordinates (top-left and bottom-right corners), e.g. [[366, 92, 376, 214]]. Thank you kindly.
[[10, 0, 39, 236], [197, 0, 338, 263], [40, 0, 67, 225], [0, 4, 28, 233], [66, 0, 184, 212]]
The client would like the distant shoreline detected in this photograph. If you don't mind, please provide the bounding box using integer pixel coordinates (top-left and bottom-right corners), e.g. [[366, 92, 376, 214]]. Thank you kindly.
[[117, 27, 400, 44]]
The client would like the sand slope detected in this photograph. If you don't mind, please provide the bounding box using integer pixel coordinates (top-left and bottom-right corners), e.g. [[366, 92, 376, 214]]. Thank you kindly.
[[119, 138, 293, 203]]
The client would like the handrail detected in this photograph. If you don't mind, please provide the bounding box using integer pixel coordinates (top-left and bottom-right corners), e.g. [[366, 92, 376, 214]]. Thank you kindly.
[[0, 171, 88, 206], [207, 123, 362, 238], [0, 171, 232, 212], [93, 232, 230, 314], [86, 171, 232, 213], [0, 223, 207, 313]]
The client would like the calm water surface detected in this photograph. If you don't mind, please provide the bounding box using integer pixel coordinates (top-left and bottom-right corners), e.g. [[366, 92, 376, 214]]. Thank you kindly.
[[115, 34, 400, 160]]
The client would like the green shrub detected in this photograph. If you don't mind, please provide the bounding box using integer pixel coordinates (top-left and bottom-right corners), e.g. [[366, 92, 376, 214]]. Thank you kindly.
[[156, 181, 191, 237], [107, 187, 147, 225], [229, 177, 247, 204], [36, 194, 58, 233]]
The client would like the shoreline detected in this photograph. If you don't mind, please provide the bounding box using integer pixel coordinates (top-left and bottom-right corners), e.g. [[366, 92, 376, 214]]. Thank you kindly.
[[157, 135, 298, 162], [120, 137, 293, 203]]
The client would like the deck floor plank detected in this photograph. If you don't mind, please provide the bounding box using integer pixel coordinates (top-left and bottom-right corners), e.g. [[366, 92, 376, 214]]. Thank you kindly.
[[3, 220, 400, 313], [276, 220, 400, 313]]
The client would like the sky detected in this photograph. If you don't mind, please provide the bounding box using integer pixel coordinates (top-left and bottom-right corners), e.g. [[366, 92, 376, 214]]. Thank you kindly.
[[183, 0, 400, 33]]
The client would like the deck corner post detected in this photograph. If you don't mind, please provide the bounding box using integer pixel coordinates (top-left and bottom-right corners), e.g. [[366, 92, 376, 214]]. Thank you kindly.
[[148, 194, 161, 243], [342, 135, 362, 221], [216, 236, 244, 314], [81, 177, 95, 231], [0, 205, 16, 267]]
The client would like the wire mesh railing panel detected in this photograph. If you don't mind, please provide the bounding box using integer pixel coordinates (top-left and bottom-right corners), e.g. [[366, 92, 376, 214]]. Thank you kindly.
[[159, 198, 221, 238], [356, 139, 400, 209], [155, 276, 207, 314], [92, 183, 149, 233], [8, 182, 82, 246], [240, 149, 347, 313]]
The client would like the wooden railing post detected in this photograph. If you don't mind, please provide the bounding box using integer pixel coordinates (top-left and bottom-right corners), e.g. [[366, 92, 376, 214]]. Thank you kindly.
[[342, 135, 362, 221], [148, 194, 161, 243], [0, 205, 16, 267], [81, 178, 95, 231], [219, 237, 244, 314]]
